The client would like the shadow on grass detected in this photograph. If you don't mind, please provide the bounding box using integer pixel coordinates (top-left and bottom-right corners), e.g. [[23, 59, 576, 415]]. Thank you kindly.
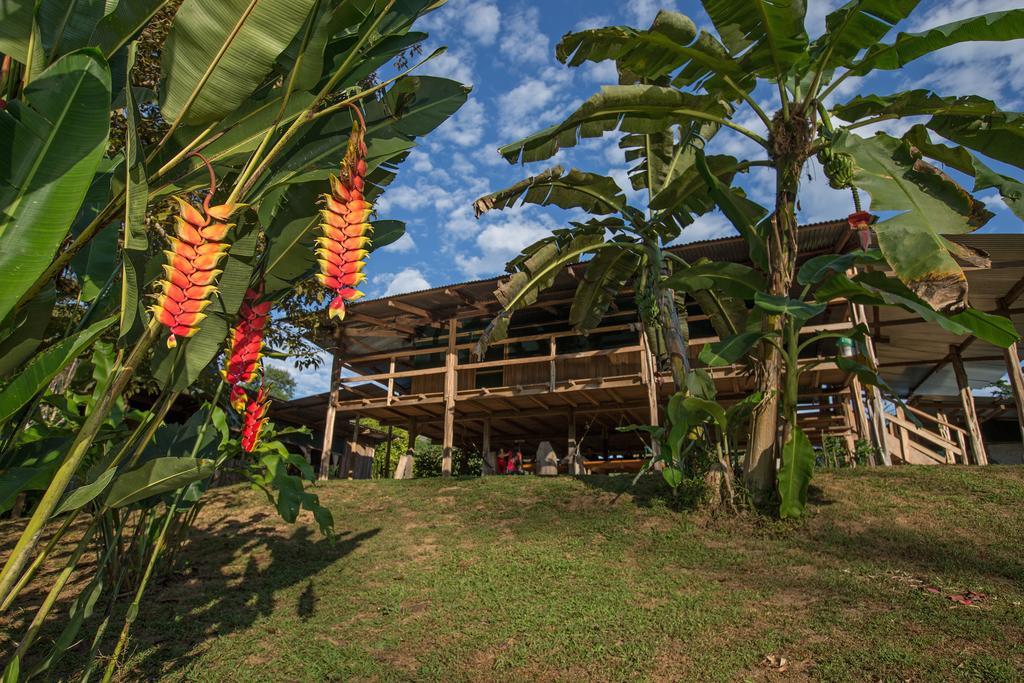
[[577, 472, 704, 510], [124, 517, 379, 678]]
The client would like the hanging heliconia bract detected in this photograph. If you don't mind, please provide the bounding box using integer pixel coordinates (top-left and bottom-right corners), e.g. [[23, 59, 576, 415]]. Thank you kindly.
[[224, 286, 272, 411], [151, 154, 238, 348], [240, 385, 271, 453], [316, 104, 371, 320]]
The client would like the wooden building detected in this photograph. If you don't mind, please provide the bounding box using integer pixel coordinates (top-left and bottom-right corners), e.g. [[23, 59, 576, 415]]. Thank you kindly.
[[287, 221, 1024, 477]]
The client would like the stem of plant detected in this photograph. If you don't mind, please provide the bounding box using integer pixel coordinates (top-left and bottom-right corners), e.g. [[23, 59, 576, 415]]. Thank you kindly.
[[101, 489, 184, 683], [0, 319, 161, 606]]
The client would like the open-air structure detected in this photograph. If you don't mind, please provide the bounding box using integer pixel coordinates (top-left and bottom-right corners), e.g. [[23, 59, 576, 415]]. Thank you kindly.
[[285, 221, 1024, 478]]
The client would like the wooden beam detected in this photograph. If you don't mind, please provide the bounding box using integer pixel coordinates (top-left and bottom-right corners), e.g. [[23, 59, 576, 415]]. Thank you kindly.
[[482, 417, 493, 475], [347, 311, 417, 335], [318, 336, 343, 480], [442, 317, 457, 476], [388, 299, 437, 320], [851, 301, 890, 465], [383, 425, 393, 477], [1004, 341, 1024, 448], [951, 347, 988, 465]]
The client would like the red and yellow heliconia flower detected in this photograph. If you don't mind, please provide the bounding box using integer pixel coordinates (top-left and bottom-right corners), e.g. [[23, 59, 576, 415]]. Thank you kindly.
[[317, 104, 371, 320], [151, 154, 238, 348], [240, 385, 271, 453], [224, 285, 272, 411]]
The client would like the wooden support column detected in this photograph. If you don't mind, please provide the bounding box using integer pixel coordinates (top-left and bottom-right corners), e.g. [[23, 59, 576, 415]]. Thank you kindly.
[[383, 425, 394, 478], [850, 301, 891, 466], [951, 347, 988, 465], [318, 334, 343, 481], [567, 408, 581, 475], [895, 405, 911, 464], [387, 357, 396, 406], [481, 417, 493, 475], [1003, 341, 1024, 448], [441, 317, 457, 476], [548, 335, 557, 391], [346, 418, 360, 479], [936, 410, 954, 464]]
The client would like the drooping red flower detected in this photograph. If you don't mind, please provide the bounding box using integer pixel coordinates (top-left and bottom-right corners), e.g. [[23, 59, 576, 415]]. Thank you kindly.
[[847, 211, 874, 250], [224, 285, 272, 411], [151, 154, 237, 348], [316, 105, 370, 320], [240, 385, 271, 453]]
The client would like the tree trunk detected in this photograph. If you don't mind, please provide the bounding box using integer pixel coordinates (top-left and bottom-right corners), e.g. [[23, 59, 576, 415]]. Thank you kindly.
[[744, 108, 808, 509]]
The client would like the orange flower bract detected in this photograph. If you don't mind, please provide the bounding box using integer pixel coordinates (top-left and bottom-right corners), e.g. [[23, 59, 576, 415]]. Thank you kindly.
[[224, 286, 272, 411], [150, 154, 237, 348], [317, 105, 371, 320], [240, 386, 271, 453]]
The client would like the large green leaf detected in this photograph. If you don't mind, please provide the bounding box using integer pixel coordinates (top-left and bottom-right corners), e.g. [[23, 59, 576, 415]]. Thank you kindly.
[[90, 0, 172, 58], [499, 85, 731, 165], [698, 330, 766, 367], [835, 131, 991, 312], [0, 49, 111, 325], [665, 259, 765, 298], [834, 90, 1003, 123], [810, 0, 920, 70], [0, 316, 115, 425], [778, 426, 814, 519], [0, 287, 55, 379], [701, 0, 808, 78], [850, 9, 1024, 75], [105, 457, 217, 508], [160, 0, 317, 125], [928, 110, 1024, 171], [477, 229, 608, 353], [693, 151, 769, 270], [0, 0, 44, 69], [797, 249, 886, 285], [569, 244, 641, 333], [556, 11, 746, 92], [754, 292, 826, 325], [53, 467, 118, 515], [903, 125, 1024, 221], [474, 166, 628, 217]]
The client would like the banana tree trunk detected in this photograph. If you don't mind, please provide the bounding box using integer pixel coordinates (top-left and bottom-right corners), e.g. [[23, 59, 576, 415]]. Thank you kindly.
[[744, 130, 803, 508]]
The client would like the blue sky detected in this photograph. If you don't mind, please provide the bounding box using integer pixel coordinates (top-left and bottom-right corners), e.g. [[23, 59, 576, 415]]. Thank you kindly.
[[277, 0, 1024, 397]]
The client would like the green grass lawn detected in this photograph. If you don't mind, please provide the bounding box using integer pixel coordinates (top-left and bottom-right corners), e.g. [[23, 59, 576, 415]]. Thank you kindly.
[[7, 466, 1024, 681]]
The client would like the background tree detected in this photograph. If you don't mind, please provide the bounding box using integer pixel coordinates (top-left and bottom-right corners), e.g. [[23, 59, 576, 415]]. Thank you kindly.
[[263, 366, 298, 400], [477, 3, 1024, 510]]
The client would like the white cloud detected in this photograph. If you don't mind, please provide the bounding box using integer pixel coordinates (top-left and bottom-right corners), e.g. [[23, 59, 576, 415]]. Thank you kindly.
[[500, 8, 551, 63], [980, 190, 1009, 211], [459, 210, 559, 277], [804, 0, 845, 38], [463, 1, 500, 44], [497, 78, 558, 137], [575, 15, 611, 32], [381, 232, 417, 253], [384, 268, 431, 296], [583, 59, 618, 83], [625, 0, 677, 27], [435, 97, 486, 147], [423, 47, 475, 86]]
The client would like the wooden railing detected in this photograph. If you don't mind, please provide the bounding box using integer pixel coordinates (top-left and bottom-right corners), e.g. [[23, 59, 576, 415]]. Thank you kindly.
[[882, 404, 969, 464]]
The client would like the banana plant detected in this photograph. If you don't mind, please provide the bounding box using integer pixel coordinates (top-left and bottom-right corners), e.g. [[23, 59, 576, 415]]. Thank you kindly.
[[483, 3, 1024, 508]]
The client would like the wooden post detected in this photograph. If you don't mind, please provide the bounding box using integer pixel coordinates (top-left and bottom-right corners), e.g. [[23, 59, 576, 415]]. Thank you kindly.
[[383, 425, 393, 478], [936, 410, 954, 464], [318, 334, 343, 481], [951, 347, 988, 465], [567, 408, 581, 475], [344, 418, 360, 479], [895, 405, 911, 464], [850, 302, 891, 466], [387, 356, 396, 406], [481, 417, 493, 475], [442, 318, 457, 476], [548, 335, 557, 391], [1003, 341, 1024, 447]]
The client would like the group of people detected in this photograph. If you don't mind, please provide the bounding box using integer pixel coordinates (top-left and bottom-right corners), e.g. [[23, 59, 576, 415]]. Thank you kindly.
[[494, 445, 524, 475]]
